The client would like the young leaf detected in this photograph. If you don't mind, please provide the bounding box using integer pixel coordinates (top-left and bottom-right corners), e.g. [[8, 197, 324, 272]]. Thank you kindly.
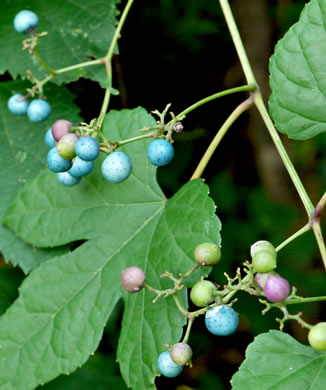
[[269, 0, 326, 140], [2, 108, 221, 390], [231, 330, 326, 389], [0, 80, 81, 273], [0, 0, 120, 88]]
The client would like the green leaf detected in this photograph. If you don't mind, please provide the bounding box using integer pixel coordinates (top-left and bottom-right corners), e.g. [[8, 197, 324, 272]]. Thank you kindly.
[[232, 330, 326, 389], [0, 80, 81, 273], [41, 354, 127, 390], [269, 0, 326, 140], [0, 0, 120, 88], [2, 108, 221, 390]]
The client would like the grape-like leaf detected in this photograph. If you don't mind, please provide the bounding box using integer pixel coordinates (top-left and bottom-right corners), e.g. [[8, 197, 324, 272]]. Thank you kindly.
[[232, 330, 326, 389], [2, 108, 221, 390], [0, 80, 81, 273], [269, 0, 326, 140], [0, 0, 120, 88]]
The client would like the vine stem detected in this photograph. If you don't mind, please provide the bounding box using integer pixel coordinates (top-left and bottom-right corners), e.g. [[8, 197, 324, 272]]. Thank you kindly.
[[275, 223, 311, 252], [190, 96, 253, 180], [182, 318, 194, 344], [286, 295, 326, 305], [32, 47, 56, 75]]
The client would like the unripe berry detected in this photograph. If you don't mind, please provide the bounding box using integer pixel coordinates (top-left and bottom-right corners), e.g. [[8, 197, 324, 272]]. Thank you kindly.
[[308, 323, 326, 351], [250, 240, 276, 258], [170, 343, 192, 365], [157, 351, 183, 378], [56, 133, 79, 160], [121, 266, 146, 293], [252, 250, 277, 273], [190, 280, 216, 307], [254, 271, 278, 290], [51, 119, 72, 141], [264, 275, 290, 302], [194, 243, 221, 266]]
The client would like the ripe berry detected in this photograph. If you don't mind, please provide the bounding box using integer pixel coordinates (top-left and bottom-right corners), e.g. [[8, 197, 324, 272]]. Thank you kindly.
[[8, 94, 29, 115], [147, 139, 174, 167], [250, 240, 276, 258], [308, 323, 326, 351], [121, 266, 146, 293], [157, 351, 183, 378], [75, 136, 100, 161], [170, 343, 192, 365], [13, 10, 39, 34], [68, 157, 94, 178], [47, 147, 72, 173], [254, 271, 278, 290], [205, 305, 239, 336], [194, 242, 221, 266], [51, 119, 72, 141], [101, 152, 132, 183], [56, 133, 79, 160], [252, 250, 277, 273], [45, 128, 56, 148], [57, 172, 81, 187], [264, 275, 290, 302], [27, 99, 51, 123], [190, 280, 216, 307]]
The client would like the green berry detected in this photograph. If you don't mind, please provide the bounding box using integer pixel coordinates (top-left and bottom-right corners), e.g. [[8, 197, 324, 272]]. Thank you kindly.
[[250, 240, 276, 258], [308, 323, 326, 351], [170, 343, 192, 365], [194, 243, 221, 266], [56, 133, 79, 160], [190, 280, 216, 307], [252, 250, 277, 273]]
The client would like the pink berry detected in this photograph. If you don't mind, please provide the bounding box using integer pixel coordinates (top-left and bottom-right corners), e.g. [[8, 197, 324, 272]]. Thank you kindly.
[[254, 271, 278, 290], [264, 275, 290, 302], [121, 266, 146, 293], [51, 119, 72, 141]]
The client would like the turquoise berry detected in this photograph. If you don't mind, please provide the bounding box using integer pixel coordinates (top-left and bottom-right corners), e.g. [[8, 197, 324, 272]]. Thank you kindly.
[[68, 157, 94, 178], [8, 94, 29, 115], [27, 99, 51, 123], [47, 147, 72, 173], [205, 305, 239, 336], [45, 128, 56, 148], [157, 351, 183, 378], [101, 152, 132, 183], [147, 139, 174, 167], [75, 136, 100, 161], [57, 172, 81, 186], [14, 10, 39, 34]]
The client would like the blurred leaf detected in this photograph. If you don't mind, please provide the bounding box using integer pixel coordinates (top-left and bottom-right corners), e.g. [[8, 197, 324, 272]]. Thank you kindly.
[[269, 0, 326, 140], [0, 0, 120, 88], [0, 267, 24, 315], [0, 80, 81, 272], [1, 108, 221, 390], [232, 330, 326, 389]]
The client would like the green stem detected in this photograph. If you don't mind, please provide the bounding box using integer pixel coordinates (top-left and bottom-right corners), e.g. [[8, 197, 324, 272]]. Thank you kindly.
[[55, 58, 103, 75], [275, 223, 311, 252], [97, 87, 112, 130], [190, 96, 253, 180], [32, 47, 56, 75], [114, 132, 155, 147], [105, 0, 135, 61], [172, 294, 190, 319], [311, 221, 326, 270], [222, 274, 251, 304], [286, 295, 326, 305], [182, 318, 194, 344]]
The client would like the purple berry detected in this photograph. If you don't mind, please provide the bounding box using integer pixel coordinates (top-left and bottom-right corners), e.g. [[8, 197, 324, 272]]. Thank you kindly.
[[264, 275, 290, 302], [254, 271, 278, 290], [51, 119, 72, 141], [121, 266, 146, 293]]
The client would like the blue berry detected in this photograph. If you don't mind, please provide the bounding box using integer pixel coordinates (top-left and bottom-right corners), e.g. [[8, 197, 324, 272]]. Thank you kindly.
[[75, 136, 100, 161], [101, 152, 132, 183], [57, 172, 81, 187], [68, 157, 94, 178], [147, 139, 174, 167], [205, 305, 239, 336], [47, 147, 72, 173], [157, 351, 183, 378], [45, 128, 56, 148], [8, 94, 29, 115], [27, 99, 51, 123], [13, 10, 39, 34]]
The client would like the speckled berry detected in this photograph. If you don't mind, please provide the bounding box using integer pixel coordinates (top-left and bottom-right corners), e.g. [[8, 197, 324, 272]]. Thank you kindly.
[[101, 151, 132, 183], [27, 99, 51, 123], [68, 157, 94, 178], [56, 133, 79, 160], [8, 94, 29, 115], [51, 119, 72, 141], [121, 266, 146, 293], [190, 280, 217, 307], [47, 147, 72, 173], [14, 10, 38, 34], [170, 343, 192, 365], [45, 128, 56, 148], [57, 172, 81, 186], [308, 323, 326, 351], [264, 275, 290, 303], [75, 136, 100, 161], [194, 242, 221, 266], [147, 139, 174, 167], [205, 305, 239, 336], [157, 351, 183, 378]]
